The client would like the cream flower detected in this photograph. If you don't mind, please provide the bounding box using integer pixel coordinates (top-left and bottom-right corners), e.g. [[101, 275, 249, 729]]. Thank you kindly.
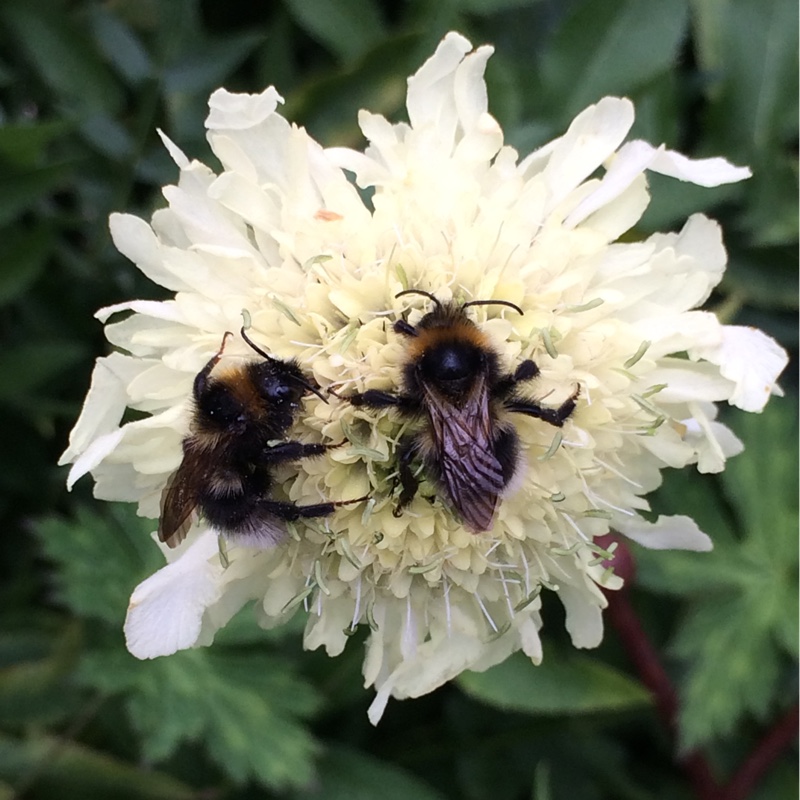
[[61, 32, 787, 724]]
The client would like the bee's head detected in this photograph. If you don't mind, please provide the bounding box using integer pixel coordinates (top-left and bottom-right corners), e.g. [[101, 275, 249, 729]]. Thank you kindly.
[[252, 360, 307, 408], [418, 339, 485, 400]]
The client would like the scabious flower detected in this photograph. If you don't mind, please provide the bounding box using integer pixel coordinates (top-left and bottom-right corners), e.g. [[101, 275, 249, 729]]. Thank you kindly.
[[61, 32, 787, 723]]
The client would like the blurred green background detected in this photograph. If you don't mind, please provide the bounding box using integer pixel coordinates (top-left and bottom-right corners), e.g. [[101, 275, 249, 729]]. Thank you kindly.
[[0, 0, 796, 798]]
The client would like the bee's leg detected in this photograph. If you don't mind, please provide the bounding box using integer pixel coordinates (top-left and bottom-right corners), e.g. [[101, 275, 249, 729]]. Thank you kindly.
[[504, 385, 580, 428], [193, 331, 234, 398], [330, 388, 418, 413], [260, 495, 369, 521], [260, 440, 339, 464], [492, 359, 540, 399], [493, 425, 520, 486], [393, 434, 422, 516]]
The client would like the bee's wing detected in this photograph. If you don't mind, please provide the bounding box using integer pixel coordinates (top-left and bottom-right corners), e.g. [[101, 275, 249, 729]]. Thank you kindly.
[[424, 376, 504, 532], [159, 450, 204, 548]]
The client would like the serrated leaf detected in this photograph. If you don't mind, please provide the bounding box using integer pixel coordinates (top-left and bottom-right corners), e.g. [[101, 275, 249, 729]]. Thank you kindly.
[[539, 0, 689, 122], [297, 744, 445, 800], [458, 650, 651, 714], [35, 504, 163, 625], [655, 401, 800, 749], [674, 593, 782, 750], [283, 0, 386, 63], [81, 646, 320, 790], [0, 734, 195, 800]]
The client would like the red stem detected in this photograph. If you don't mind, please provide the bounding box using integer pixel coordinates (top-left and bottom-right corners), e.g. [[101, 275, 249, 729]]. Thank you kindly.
[[599, 535, 797, 800], [721, 703, 799, 800], [604, 580, 721, 800]]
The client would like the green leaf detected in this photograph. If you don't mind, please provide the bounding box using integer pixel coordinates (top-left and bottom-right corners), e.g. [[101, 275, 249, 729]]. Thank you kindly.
[[724, 245, 799, 310], [457, 650, 651, 714], [1, 0, 122, 116], [283, 0, 386, 63], [0, 342, 86, 400], [35, 504, 163, 625], [539, 0, 689, 122], [696, 0, 798, 155], [0, 734, 195, 800], [0, 122, 72, 167], [81, 646, 320, 790], [0, 624, 84, 728], [86, 6, 153, 85], [296, 745, 445, 800], [0, 224, 53, 305], [0, 163, 75, 226], [641, 400, 798, 750]]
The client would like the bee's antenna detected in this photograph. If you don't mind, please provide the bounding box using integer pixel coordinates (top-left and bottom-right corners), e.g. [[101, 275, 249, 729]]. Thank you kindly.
[[240, 326, 281, 363], [240, 326, 327, 403], [395, 289, 442, 309], [462, 299, 524, 315]]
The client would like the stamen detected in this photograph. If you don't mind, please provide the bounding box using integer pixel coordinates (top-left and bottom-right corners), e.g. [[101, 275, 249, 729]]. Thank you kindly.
[[271, 296, 301, 325], [217, 536, 230, 569], [443, 578, 452, 636], [641, 383, 668, 398], [561, 512, 589, 542], [338, 536, 362, 569], [302, 253, 333, 271], [624, 340, 651, 368], [541, 327, 558, 359], [352, 575, 362, 629], [282, 584, 316, 613], [564, 298, 604, 313], [539, 431, 563, 461], [361, 497, 376, 526], [473, 592, 498, 632], [581, 509, 613, 520], [314, 560, 330, 596], [593, 457, 643, 488], [514, 585, 541, 612], [394, 262, 409, 291]]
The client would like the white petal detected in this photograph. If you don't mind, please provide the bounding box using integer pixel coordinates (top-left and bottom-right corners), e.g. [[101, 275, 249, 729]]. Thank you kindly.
[[205, 87, 284, 130], [616, 514, 712, 551], [156, 129, 189, 169], [109, 214, 192, 292], [59, 353, 147, 465], [66, 428, 125, 489], [648, 147, 751, 186], [542, 97, 635, 211], [124, 530, 224, 659], [453, 44, 493, 131], [406, 31, 472, 133], [691, 325, 789, 411], [557, 581, 605, 648]]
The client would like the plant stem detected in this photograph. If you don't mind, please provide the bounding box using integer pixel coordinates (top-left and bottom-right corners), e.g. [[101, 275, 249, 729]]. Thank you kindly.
[[599, 534, 799, 800], [721, 703, 799, 800]]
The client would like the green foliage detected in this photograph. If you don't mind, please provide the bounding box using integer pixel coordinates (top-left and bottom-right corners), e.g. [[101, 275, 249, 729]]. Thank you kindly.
[[1, 0, 796, 797], [458, 650, 651, 714], [639, 400, 799, 751], [36, 504, 321, 791]]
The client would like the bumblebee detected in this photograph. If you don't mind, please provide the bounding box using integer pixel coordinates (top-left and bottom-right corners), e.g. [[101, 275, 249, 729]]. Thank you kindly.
[[335, 290, 579, 532], [159, 329, 365, 548]]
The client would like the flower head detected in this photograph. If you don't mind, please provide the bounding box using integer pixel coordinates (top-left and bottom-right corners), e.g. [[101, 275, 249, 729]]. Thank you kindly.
[[61, 32, 787, 723]]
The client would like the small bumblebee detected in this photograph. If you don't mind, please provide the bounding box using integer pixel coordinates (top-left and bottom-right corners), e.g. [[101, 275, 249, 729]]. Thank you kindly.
[[334, 290, 579, 532], [159, 329, 365, 549]]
